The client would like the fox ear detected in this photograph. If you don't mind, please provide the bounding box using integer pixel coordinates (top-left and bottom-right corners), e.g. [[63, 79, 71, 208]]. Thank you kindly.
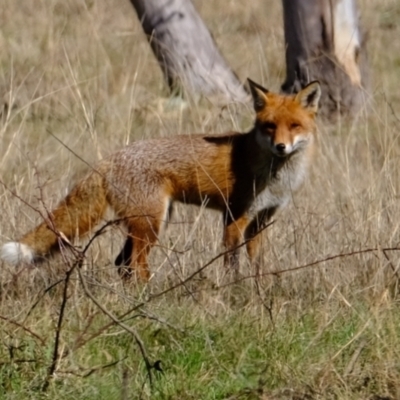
[[295, 81, 321, 113], [248, 78, 269, 112]]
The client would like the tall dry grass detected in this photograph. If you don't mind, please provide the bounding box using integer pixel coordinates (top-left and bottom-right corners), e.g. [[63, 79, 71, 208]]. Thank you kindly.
[[1, 0, 400, 398]]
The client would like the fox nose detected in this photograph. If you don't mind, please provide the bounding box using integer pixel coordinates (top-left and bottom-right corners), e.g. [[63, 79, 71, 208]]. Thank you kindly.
[[275, 143, 286, 154]]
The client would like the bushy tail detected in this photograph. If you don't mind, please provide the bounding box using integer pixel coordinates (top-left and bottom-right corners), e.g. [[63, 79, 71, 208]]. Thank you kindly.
[[1, 172, 108, 266]]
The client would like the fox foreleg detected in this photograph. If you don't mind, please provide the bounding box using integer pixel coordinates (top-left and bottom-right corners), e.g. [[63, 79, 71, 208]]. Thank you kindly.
[[223, 215, 250, 271]]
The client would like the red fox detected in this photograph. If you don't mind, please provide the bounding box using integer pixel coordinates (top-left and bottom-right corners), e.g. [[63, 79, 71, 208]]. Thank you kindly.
[[1, 79, 321, 280]]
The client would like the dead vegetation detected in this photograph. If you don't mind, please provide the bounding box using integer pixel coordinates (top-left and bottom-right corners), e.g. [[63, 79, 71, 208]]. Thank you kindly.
[[1, 0, 400, 398]]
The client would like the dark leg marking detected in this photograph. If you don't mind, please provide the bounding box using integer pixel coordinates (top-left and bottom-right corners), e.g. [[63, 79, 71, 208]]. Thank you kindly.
[[115, 236, 134, 267]]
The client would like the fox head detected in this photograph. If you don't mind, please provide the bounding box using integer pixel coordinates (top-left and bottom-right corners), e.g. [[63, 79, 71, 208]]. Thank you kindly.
[[248, 79, 321, 157]]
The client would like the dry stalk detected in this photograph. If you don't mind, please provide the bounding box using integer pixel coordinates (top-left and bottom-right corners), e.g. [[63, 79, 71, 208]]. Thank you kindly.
[[76, 266, 156, 389], [41, 261, 79, 392]]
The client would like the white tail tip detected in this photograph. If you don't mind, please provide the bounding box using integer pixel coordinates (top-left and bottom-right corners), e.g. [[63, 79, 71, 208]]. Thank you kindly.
[[1, 242, 35, 266]]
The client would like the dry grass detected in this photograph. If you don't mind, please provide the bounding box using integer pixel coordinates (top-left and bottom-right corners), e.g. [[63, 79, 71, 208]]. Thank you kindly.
[[1, 0, 400, 398]]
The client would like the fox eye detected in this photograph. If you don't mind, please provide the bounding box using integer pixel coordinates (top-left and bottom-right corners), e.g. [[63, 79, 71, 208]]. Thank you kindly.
[[262, 122, 276, 131], [291, 122, 301, 129]]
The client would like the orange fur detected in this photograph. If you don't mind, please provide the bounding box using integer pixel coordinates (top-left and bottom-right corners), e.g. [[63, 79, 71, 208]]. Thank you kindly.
[[1, 80, 321, 281], [18, 172, 108, 257]]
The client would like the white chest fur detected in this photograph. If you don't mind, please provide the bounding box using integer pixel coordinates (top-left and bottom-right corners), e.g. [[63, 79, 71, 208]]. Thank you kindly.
[[248, 152, 309, 217]]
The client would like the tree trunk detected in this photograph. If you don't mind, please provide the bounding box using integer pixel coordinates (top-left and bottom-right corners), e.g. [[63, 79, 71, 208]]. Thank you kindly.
[[281, 0, 368, 120], [129, 0, 248, 103]]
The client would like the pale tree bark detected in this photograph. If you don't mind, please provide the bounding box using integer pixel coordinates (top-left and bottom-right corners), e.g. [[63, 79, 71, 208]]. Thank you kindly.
[[282, 0, 369, 120], [129, 0, 248, 103]]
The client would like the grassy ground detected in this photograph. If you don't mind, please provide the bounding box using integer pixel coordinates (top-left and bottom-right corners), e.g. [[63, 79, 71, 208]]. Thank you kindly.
[[2, 0, 400, 398]]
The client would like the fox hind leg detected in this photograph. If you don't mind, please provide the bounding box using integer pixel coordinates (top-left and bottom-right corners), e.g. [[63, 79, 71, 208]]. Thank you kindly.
[[115, 203, 173, 268], [118, 198, 171, 281], [115, 236, 133, 267], [118, 218, 160, 281]]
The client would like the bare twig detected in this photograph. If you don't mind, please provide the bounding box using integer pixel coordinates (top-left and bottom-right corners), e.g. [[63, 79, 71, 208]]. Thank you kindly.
[[383, 93, 400, 127], [253, 279, 275, 328], [57, 357, 125, 378], [382, 249, 399, 279], [0, 179, 50, 226], [0, 315, 45, 346], [72, 220, 277, 338], [147, 220, 276, 300], [24, 278, 65, 320], [215, 246, 400, 289], [77, 267, 155, 388], [42, 263, 78, 392]]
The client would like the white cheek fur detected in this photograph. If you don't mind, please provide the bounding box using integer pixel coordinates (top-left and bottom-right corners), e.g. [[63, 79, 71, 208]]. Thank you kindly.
[[292, 133, 313, 151]]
